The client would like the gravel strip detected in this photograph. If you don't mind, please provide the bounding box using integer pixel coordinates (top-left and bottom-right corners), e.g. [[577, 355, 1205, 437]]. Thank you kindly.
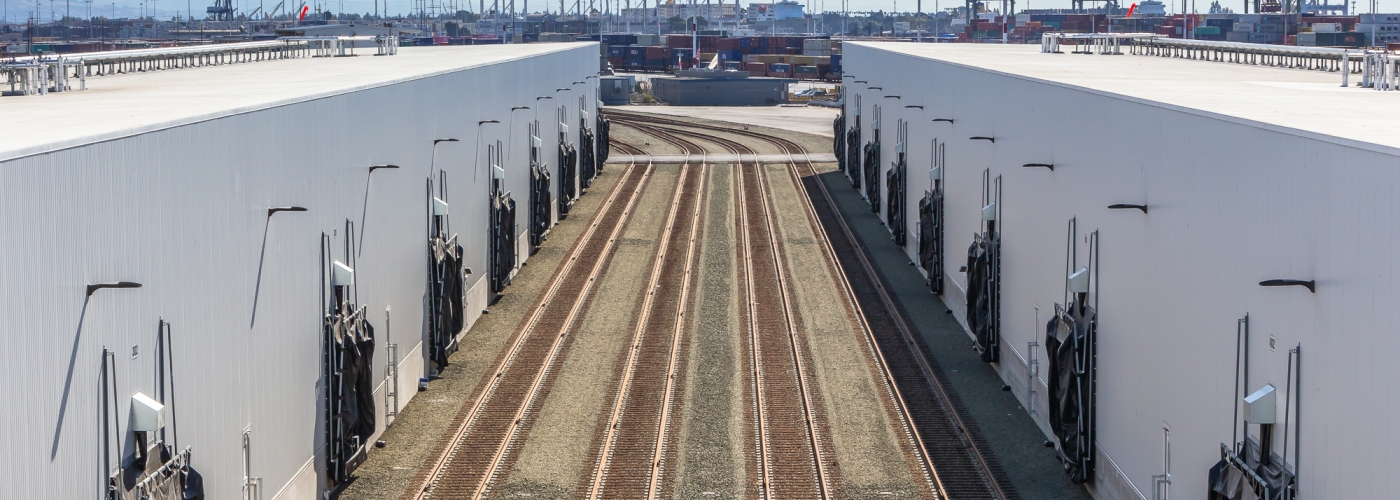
[[764, 163, 925, 498], [611, 123, 684, 155], [339, 165, 627, 500], [672, 164, 747, 500], [493, 164, 682, 498]]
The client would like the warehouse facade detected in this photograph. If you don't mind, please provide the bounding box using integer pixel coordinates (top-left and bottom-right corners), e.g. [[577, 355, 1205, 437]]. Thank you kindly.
[[843, 42, 1399, 499], [0, 43, 600, 499]]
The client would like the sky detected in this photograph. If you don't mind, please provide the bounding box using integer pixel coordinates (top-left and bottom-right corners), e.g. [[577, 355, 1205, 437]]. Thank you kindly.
[[2, 0, 1389, 24]]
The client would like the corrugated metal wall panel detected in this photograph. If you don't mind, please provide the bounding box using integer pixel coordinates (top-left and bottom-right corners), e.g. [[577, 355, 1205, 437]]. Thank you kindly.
[[849, 42, 1400, 500], [0, 45, 599, 499]]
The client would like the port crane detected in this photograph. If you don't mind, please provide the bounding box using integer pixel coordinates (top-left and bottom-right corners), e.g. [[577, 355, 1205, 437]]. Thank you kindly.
[[207, 0, 235, 20]]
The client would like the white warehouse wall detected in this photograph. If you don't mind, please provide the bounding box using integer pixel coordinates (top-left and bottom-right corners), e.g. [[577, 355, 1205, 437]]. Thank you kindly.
[[0, 44, 600, 499], [845, 42, 1400, 499]]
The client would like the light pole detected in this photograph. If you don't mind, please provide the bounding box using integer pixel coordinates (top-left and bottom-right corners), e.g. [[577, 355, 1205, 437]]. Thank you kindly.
[[555, 87, 572, 139], [473, 120, 501, 182], [507, 106, 531, 171], [359, 164, 401, 255], [429, 138, 459, 177], [534, 96, 554, 127]]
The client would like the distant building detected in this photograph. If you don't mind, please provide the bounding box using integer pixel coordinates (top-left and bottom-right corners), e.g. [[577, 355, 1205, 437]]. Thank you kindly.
[[1134, 0, 1167, 16], [747, 1, 805, 21], [273, 23, 419, 38], [653, 3, 739, 21]]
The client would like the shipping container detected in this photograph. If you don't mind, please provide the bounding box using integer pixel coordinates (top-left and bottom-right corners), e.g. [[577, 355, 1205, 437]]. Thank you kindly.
[[1360, 13, 1400, 24], [602, 34, 637, 45], [1248, 32, 1284, 43], [1315, 31, 1367, 46]]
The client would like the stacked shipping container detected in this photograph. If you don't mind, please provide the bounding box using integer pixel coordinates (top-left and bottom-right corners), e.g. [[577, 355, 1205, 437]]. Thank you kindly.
[[605, 35, 840, 79]]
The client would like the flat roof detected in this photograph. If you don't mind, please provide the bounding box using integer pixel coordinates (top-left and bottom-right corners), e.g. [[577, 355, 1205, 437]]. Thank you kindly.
[[852, 42, 1400, 155], [0, 43, 589, 161]]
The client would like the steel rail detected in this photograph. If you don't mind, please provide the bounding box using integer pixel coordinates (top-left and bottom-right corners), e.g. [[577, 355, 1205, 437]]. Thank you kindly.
[[463, 156, 655, 499], [775, 137, 947, 500], [642, 117, 950, 499], [620, 117, 837, 499], [610, 138, 647, 156], [734, 143, 779, 499], [778, 136, 1012, 500], [609, 111, 1013, 499], [408, 145, 652, 500], [582, 121, 703, 499], [749, 150, 834, 500]]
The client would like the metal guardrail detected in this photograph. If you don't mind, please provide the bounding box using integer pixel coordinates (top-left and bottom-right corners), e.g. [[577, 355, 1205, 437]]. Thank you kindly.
[[1041, 32, 1399, 90], [2, 35, 398, 97], [1040, 32, 1160, 54]]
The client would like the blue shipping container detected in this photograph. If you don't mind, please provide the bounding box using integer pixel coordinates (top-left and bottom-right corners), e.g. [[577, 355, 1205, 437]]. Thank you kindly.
[[603, 34, 638, 45]]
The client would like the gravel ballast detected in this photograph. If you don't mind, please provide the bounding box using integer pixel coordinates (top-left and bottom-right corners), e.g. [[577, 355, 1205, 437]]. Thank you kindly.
[[494, 164, 682, 498], [672, 164, 748, 499], [340, 162, 629, 500], [763, 163, 926, 498]]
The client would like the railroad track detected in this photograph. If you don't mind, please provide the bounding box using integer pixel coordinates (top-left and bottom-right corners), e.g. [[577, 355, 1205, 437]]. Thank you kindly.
[[578, 122, 706, 499], [608, 111, 1018, 500], [610, 137, 647, 156], [406, 137, 656, 500], [613, 116, 842, 500]]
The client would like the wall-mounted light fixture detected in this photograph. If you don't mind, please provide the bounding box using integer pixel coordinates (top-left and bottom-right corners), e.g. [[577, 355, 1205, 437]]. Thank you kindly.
[[474, 120, 502, 182], [86, 281, 142, 296], [429, 139, 458, 176], [267, 206, 307, 217], [1107, 203, 1148, 214], [1260, 279, 1316, 293], [1023, 163, 1054, 171], [970, 136, 995, 143]]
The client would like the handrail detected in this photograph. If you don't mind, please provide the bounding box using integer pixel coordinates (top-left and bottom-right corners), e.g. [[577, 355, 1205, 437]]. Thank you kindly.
[[2, 40, 302, 65], [1145, 36, 1358, 58]]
